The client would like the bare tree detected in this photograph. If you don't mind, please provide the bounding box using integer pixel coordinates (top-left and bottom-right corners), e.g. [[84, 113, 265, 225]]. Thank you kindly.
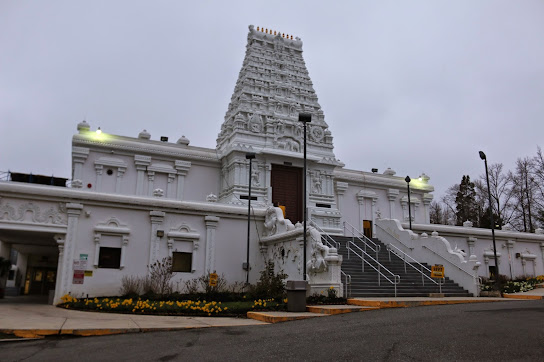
[[509, 157, 538, 232], [477, 163, 516, 227]]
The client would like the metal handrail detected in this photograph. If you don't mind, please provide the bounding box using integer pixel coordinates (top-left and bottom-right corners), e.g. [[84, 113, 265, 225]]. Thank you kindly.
[[310, 219, 340, 250], [422, 245, 478, 280], [341, 270, 351, 298], [375, 223, 413, 249], [343, 221, 380, 252], [386, 243, 438, 286], [347, 239, 400, 297]]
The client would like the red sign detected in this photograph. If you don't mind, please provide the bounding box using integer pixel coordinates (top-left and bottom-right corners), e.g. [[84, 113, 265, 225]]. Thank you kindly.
[[73, 270, 84, 284]]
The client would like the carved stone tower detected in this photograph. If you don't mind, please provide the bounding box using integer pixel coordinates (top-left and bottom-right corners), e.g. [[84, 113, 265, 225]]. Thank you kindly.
[[216, 25, 343, 231]]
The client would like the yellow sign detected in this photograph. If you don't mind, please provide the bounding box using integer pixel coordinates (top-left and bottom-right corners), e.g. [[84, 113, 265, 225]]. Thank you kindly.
[[209, 273, 218, 287], [431, 265, 445, 278], [84, 270, 93, 277]]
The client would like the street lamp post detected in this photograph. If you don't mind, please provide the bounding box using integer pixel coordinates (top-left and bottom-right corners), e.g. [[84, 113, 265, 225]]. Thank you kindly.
[[405, 176, 412, 230], [479, 151, 500, 291], [299, 113, 311, 281], [245, 152, 256, 284]]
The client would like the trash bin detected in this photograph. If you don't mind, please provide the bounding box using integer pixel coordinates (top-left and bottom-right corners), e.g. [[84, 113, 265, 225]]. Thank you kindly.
[[286, 280, 308, 312]]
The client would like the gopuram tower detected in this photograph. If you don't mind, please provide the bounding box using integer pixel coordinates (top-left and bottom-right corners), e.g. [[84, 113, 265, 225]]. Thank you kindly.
[[216, 25, 343, 232]]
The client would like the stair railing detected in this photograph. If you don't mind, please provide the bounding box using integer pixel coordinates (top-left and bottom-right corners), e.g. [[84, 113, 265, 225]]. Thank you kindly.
[[421, 245, 478, 281], [309, 219, 340, 250], [341, 270, 351, 298], [386, 243, 439, 286], [0, 170, 10, 181], [343, 221, 380, 262], [346, 239, 400, 297]]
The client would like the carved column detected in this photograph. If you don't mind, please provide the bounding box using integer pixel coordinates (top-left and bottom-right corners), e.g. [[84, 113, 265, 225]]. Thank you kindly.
[[387, 189, 399, 219], [134, 155, 151, 196], [265, 164, 272, 204], [147, 171, 155, 196], [370, 197, 378, 238], [356, 193, 365, 231], [204, 216, 220, 273], [71, 147, 89, 188], [540, 242, 544, 274], [506, 239, 515, 279], [115, 167, 126, 193], [423, 193, 433, 224], [53, 234, 66, 304], [467, 237, 477, 261], [149, 211, 165, 265], [335, 182, 348, 212], [175, 160, 191, 200], [94, 165, 103, 191], [120, 235, 129, 269], [60, 203, 83, 300]]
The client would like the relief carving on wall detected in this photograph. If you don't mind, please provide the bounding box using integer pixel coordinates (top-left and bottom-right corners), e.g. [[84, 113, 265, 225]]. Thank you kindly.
[[0, 200, 67, 225]]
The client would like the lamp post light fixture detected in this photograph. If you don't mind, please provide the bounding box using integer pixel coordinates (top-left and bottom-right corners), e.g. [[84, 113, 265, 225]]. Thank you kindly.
[[299, 113, 311, 281], [479, 150, 500, 291], [405, 176, 412, 230], [245, 152, 256, 284]]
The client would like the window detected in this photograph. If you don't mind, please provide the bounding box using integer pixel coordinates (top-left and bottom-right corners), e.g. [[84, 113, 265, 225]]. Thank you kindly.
[[98, 247, 122, 269], [172, 252, 192, 273]]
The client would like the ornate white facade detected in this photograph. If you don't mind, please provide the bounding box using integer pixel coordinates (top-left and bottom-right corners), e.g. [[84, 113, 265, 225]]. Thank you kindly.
[[1, 25, 543, 303]]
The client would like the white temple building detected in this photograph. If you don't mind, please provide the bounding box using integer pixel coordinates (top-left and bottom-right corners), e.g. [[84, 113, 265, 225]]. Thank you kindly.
[[1, 25, 543, 303]]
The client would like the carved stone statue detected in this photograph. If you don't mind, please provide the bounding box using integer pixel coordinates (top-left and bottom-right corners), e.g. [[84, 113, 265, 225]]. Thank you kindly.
[[263, 206, 295, 236], [306, 227, 329, 273]]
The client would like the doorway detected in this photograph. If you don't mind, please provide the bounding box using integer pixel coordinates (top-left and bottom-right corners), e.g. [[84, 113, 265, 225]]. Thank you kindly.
[[271, 164, 303, 223], [363, 220, 372, 239]]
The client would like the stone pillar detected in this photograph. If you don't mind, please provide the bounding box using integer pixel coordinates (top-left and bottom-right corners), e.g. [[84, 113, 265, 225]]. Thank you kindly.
[[115, 167, 126, 193], [59, 203, 83, 300], [93, 233, 100, 268], [467, 237, 477, 261], [53, 234, 66, 304], [204, 216, 220, 273], [356, 193, 365, 231], [166, 173, 176, 199], [506, 239, 515, 279], [147, 171, 155, 196], [175, 160, 191, 200], [71, 147, 89, 188], [370, 197, 378, 238], [94, 165, 103, 191], [335, 182, 348, 212], [134, 155, 151, 196], [540, 242, 544, 275], [387, 189, 399, 219], [149, 211, 165, 265], [120, 235, 129, 269], [423, 193, 433, 224]]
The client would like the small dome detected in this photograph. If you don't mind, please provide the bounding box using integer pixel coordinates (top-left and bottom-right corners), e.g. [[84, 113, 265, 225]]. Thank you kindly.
[[177, 135, 190, 146], [383, 168, 396, 176], [77, 120, 90, 132], [138, 129, 151, 139]]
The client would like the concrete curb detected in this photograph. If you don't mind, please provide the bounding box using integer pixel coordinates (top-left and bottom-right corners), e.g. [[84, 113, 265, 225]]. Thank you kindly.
[[347, 298, 507, 309], [503, 294, 543, 300]]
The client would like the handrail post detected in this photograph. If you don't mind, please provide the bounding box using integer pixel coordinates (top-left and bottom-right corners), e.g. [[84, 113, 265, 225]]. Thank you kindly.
[[403, 253, 407, 274]]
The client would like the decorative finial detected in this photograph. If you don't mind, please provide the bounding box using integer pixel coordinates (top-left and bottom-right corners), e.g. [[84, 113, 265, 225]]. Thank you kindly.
[[265, 28, 268, 33], [282, 33, 285, 37], [290, 35, 293, 40], [257, 26, 259, 31], [274, 30, 276, 35]]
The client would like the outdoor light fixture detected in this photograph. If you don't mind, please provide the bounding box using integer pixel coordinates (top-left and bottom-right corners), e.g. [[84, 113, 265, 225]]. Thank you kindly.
[[372, 168, 378, 173], [479, 150, 500, 291], [96, 127, 102, 135], [405, 176, 412, 230], [160, 136, 168, 142], [299, 113, 311, 281], [245, 152, 256, 284]]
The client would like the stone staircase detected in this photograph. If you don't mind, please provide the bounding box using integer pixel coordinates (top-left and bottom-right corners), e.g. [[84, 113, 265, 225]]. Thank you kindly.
[[332, 235, 472, 297]]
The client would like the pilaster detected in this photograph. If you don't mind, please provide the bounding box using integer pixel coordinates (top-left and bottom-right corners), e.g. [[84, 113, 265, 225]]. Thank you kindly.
[[204, 216, 220, 273], [61, 203, 83, 300], [134, 155, 151, 196], [175, 160, 191, 200], [387, 189, 399, 218], [149, 211, 165, 265]]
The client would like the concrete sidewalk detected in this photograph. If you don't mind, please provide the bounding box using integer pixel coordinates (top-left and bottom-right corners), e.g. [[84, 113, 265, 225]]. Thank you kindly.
[[1, 289, 542, 339], [0, 302, 267, 339]]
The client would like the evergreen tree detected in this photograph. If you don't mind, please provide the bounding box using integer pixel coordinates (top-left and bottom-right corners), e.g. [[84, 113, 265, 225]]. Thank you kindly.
[[455, 175, 478, 226]]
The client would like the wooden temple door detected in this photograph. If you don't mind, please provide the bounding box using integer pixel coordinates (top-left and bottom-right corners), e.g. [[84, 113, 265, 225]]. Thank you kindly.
[[271, 164, 303, 224]]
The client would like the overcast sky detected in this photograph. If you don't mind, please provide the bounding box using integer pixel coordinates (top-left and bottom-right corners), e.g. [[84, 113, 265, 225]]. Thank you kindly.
[[1, 1, 543, 199]]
